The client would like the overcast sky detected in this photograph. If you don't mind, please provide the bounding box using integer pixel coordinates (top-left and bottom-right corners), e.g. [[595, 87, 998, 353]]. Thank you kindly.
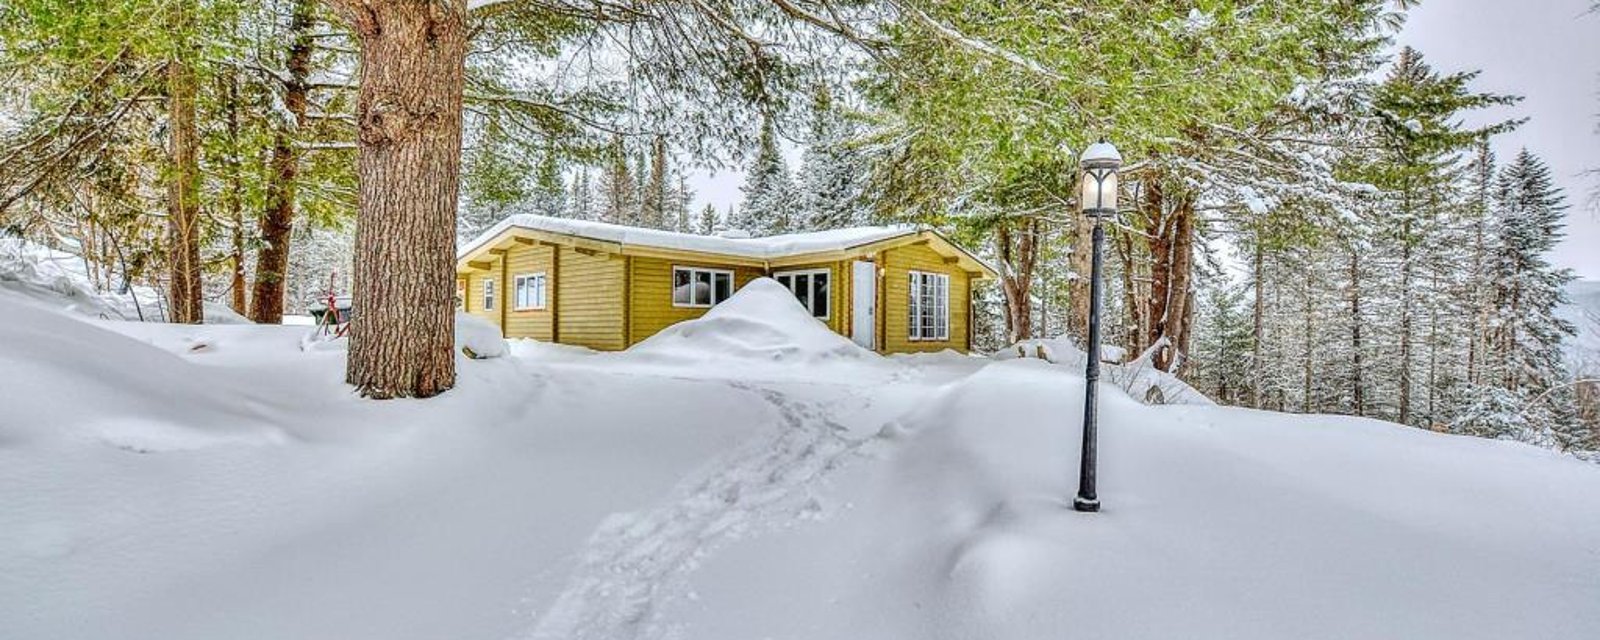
[[1401, 0, 1600, 280], [688, 3, 1600, 279]]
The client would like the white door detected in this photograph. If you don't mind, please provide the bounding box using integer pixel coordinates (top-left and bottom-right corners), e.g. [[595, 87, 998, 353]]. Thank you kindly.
[[851, 260, 876, 350]]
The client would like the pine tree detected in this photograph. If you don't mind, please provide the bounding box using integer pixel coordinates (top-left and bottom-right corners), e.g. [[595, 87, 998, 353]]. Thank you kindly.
[[531, 144, 566, 218], [640, 135, 669, 229], [1190, 278, 1256, 405], [735, 115, 797, 235], [1469, 150, 1581, 446], [1353, 47, 1519, 426], [798, 85, 866, 229], [598, 134, 637, 225], [696, 203, 719, 235], [569, 168, 594, 220]]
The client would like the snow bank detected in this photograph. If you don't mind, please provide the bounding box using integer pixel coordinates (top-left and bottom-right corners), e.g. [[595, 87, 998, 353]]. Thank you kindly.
[[0, 296, 283, 451], [457, 311, 508, 359], [0, 239, 251, 324], [996, 335, 1212, 405], [0, 239, 155, 320], [628, 278, 873, 363], [669, 359, 1600, 639]]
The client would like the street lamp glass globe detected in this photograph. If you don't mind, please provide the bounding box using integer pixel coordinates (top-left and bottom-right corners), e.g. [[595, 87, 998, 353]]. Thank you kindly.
[[1079, 140, 1122, 216], [1080, 169, 1118, 215]]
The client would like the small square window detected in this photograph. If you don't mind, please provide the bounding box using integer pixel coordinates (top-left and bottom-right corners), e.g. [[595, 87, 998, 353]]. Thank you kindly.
[[514, 273, 547, 310], [672, 266, 735, 308]]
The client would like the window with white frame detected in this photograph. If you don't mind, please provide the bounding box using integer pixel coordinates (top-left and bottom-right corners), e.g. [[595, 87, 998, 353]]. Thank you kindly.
[[774, 269, 830, 319], [672, 266, 734, 307], [482, 278, 496, 311], [907, 271, 949, 341], [513, 273, 547, 310]]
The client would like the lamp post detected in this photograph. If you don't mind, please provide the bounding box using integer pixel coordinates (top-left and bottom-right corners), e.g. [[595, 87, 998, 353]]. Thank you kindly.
[[1074, 139, 1121, 513]]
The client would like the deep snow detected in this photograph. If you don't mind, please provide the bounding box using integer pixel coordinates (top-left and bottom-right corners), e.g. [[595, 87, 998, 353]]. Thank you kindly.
[[2, 276, 1599, 640]]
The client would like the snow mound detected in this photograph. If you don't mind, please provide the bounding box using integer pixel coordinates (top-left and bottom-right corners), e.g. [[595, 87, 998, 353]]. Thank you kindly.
[[0, 296, 283, 451], [0, 239, 152, 320], [0, 239, 251, 324], [995, 336, 1211, 405], [628, 278, 872, 363], [690, 359, 1600, 639], [457, 312, 508, 359]]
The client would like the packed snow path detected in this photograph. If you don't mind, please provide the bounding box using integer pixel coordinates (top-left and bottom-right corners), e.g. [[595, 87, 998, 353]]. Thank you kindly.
[[529, 382, 869, 640]]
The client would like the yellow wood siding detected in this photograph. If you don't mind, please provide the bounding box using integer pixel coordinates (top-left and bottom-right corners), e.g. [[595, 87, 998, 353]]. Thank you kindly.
[[464, 264, 501, 329], [503, 243, 556, 340], [882, 243, 971, 354], [626, 257, 763, 346], [557, 247, 626, 350]]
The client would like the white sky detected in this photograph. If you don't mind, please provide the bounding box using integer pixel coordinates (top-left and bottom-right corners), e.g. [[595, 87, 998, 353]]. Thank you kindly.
[[1400, 0, 1600, 280], [689, 3, 1600, 280]]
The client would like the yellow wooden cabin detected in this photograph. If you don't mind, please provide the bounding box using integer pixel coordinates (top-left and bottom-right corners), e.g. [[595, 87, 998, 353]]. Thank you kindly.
[[455, 215, 997, 354]]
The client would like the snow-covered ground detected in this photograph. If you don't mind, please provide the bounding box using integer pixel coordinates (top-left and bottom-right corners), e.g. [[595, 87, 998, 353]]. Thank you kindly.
[[3, 269, 1599, 639]]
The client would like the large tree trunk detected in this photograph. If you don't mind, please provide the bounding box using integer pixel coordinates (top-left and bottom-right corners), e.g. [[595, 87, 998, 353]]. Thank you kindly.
[[250, 0, 316, 323], [333, 0, 467, 398], [995, 218, 1038, 344], [165, 23, 203, 325], [1135, 180, 1195, 373], [1066, 213, 1094, 343]]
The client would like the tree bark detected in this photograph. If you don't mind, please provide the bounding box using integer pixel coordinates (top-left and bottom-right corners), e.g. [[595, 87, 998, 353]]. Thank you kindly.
[[1349, 247, 1365, 416], [222, 71, 248, 315], [1066, 213, 1093, 343], [332, 0, 467, 398], [995, 218, 1038, 344], [1136, 180, 1195, 373], [1398, 217, 1414, 425], [1252, 240, 1265, 408], [165, 16, 203, 325], [250, 0, 316, 323]]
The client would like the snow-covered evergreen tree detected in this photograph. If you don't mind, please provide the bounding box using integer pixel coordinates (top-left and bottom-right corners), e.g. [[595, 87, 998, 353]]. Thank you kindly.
[[696, 203, 718, 235], [598, 134, 638, 225], [569, 167, 595, 220], [734, 115, 797, 235], [530, 145, 566, 218], [797, 86, 868, 229], [1468, 150, 1581, 446]]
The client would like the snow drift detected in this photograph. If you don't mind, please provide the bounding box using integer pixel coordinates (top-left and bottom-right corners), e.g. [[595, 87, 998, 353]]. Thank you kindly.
[[628, 278, 873, 363], [0, 296, 283, 451], [665, 359, 1600, 640], [1, 239, 249, 324], [996, 335, 1212, 405]]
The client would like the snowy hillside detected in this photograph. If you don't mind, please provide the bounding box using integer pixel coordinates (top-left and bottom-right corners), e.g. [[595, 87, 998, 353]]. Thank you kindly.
[[3, 279, 1599, 640]]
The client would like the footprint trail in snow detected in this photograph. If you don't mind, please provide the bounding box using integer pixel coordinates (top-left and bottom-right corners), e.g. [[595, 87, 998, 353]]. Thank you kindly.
[[527, 382, 868, 640]]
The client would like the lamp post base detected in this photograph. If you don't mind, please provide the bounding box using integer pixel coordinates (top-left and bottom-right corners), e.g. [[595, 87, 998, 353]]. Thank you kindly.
[[1072, 496, 1100, 513]]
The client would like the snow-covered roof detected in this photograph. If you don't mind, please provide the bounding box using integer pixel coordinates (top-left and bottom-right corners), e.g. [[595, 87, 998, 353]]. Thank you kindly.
[[460, 214, 938, 263]]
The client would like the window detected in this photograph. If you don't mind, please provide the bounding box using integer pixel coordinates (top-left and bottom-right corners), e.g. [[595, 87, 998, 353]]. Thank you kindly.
[[672, 267, 734, 307], [774, 269, 830, 319], [513, 273, 547, 310], [482, 278, 496, 311], [907, 271, 949, 341]]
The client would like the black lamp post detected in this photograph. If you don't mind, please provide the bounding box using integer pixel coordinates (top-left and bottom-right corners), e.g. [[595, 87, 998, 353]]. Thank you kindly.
[[1074, 139, 1121, 513]]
